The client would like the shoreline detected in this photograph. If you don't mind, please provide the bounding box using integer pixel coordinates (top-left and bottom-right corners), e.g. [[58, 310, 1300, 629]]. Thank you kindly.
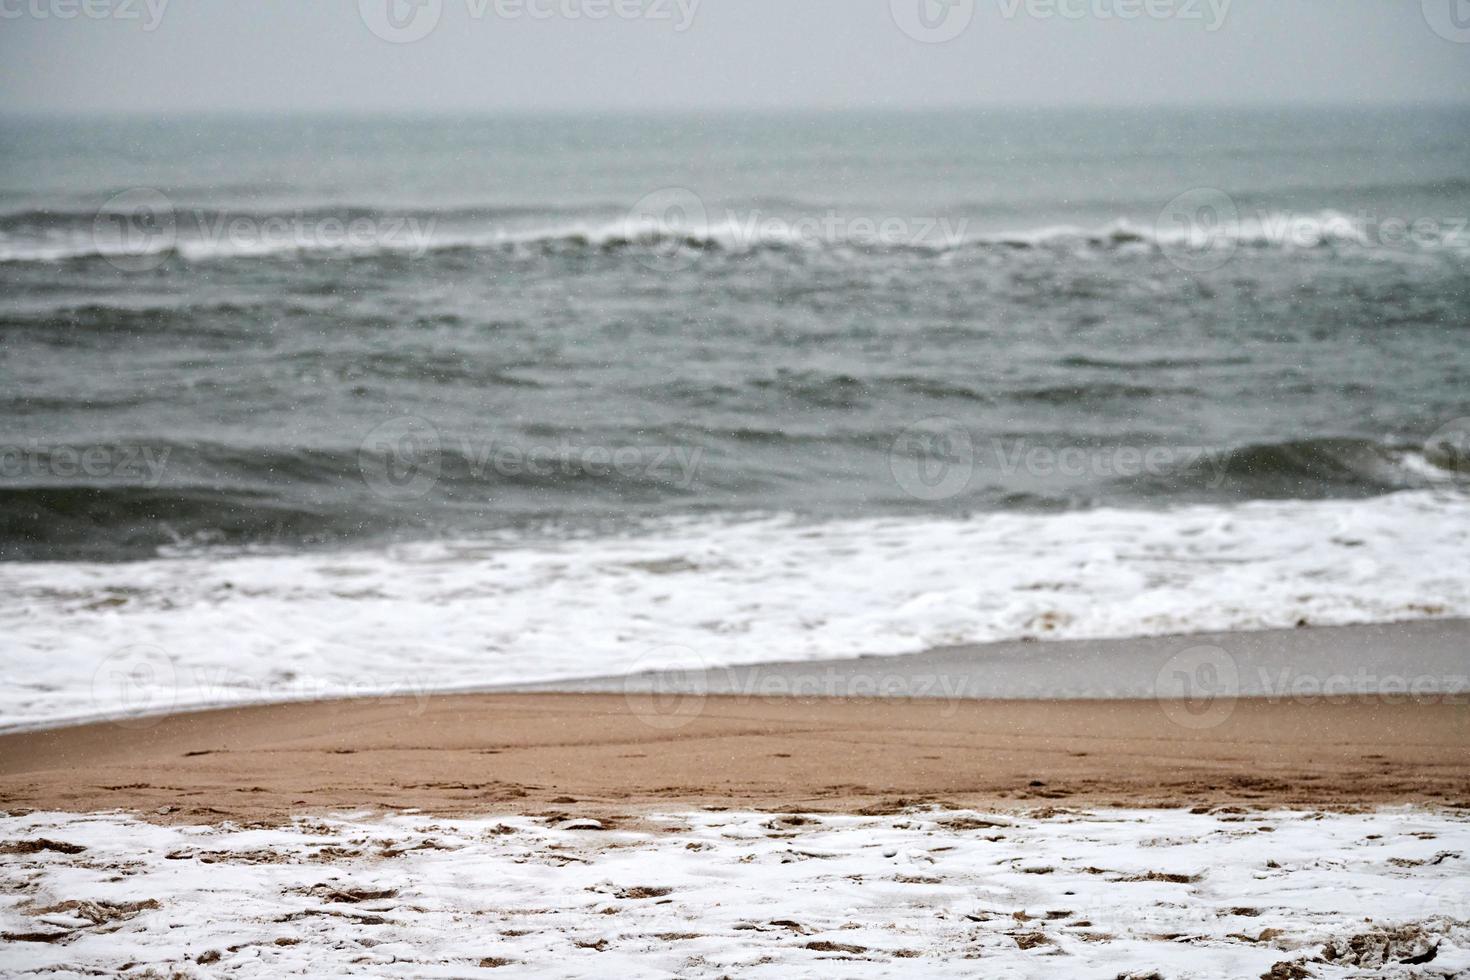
[[8, 494, 1468, 733], [5, 617, 1467, 737], [2, 620, 1464, 824]]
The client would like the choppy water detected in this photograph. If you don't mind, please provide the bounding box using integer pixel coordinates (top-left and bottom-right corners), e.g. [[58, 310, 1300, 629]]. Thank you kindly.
[[4, 108, 1469, 558], [1, 108, 1468, 724]]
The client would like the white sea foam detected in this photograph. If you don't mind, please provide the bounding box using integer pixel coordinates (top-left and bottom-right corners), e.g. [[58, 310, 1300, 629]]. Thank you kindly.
[[2, 807, 1467, 977], [5, 207, 1464, 263], [1, 491, 1467, 730]]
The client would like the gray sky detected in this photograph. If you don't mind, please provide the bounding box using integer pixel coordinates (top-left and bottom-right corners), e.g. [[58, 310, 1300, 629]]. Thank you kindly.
[[2, 0, 1468, 113]]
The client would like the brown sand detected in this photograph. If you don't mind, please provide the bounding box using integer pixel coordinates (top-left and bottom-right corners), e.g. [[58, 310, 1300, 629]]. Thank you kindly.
[[1, 693, 1466, 824]]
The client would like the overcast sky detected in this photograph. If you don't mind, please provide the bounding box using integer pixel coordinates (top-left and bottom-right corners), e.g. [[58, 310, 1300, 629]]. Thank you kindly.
[[2, 0, 1468, 113]]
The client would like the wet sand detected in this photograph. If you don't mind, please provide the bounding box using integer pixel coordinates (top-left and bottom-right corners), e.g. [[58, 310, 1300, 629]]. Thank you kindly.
[[1, 690, 1465, 824], [520, 618, 1470, 701]]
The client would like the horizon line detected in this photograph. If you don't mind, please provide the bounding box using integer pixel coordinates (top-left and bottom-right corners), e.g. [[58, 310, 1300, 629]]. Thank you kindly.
[[4, 100, 1470, 120]]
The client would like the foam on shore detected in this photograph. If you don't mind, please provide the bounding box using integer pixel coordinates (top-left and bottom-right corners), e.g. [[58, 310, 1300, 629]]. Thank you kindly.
[[3, 490, 1467, 729]]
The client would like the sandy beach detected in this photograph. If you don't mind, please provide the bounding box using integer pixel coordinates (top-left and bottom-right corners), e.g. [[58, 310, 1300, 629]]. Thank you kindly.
[[4, 625, 1468, 976], [3, 620, 1465, 823], [3, 662, 1469, 977]]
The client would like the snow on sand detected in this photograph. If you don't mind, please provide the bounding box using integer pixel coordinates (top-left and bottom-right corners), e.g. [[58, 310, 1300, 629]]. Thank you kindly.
[[2, 806, 1468, 978]]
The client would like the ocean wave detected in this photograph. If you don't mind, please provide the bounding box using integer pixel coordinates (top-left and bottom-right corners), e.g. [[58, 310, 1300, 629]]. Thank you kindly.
[[0, 485, 346, 561], [1059, 354, 1254, 371], [1012, 382, 1183, 405], [1117, 437, 1467, 499], [0, 303, 275, 344], [2, 491, 1467, 728], [3, 207, 1465, 265], [0, 437, 707, 560], [712, 370, 1015, 412], [0, 203, 604, 240], [3, 431, 1464, 561]]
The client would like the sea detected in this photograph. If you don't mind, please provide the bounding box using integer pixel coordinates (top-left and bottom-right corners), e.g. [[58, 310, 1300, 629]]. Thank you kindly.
[[2, 106, 1468, 726]]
